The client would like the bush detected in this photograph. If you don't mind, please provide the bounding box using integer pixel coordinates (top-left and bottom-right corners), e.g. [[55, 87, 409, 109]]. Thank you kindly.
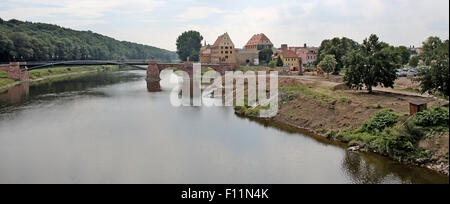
[[359, 109, 399, 134], [413, 106, 449, 128], [369, 122, 427, 161], [325, 130, 338, 139], [269, 61, 277, 68]]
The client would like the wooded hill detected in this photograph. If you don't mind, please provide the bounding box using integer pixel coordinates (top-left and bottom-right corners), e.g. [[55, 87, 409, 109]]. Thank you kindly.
[[0, 18, 178, 62]]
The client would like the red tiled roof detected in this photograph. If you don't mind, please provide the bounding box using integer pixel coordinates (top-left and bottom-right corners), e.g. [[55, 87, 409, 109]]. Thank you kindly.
[[245, 33, 272, 46], [213, 34, 224, 47], [280, 50, 298, 58]]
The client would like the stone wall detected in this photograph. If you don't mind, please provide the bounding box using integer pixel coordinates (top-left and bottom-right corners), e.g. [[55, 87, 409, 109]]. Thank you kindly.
[[236, 50, 259, 65]]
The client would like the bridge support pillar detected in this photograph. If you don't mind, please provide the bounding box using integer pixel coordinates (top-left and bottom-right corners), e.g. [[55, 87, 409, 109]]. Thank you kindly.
[[147, 61, 160, 81], [0, 62, 29, 81], [147, 80, 161, 92]]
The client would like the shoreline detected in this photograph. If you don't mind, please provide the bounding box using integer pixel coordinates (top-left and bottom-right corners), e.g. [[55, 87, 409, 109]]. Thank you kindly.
[[1, 65, 133, 93], [234, 75, 449, 176], [236, 111, 449, 176], [0, 70, 98, 93]]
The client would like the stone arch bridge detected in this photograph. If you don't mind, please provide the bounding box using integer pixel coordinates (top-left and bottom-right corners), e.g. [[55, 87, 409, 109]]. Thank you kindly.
[[0, 60, 238, 81]]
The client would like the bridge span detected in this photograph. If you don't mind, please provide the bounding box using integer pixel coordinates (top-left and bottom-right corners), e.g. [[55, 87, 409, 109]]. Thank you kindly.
[[1, 60, 239, 81]]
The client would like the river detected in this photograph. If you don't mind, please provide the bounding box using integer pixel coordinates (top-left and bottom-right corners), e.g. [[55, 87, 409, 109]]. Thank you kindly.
[[0, 70, 448, 184]]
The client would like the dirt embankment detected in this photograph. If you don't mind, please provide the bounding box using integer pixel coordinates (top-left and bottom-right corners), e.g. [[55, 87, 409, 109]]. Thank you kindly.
[[237, 76, 449, 175]]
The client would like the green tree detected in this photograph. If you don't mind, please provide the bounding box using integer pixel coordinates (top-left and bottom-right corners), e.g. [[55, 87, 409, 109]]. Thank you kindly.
[[269, 60, 276, 68], [315, 37, 359, 74], [318, 54, 337, 77], [176, 31, 203, 62], [416, 40, 449, 97], [409, 55, 419, 68], [395, 46, 411, 65], [259, 48, 273, 65], [0, 32, 14, 61], [420, 36, 443, 66], [276, 56, 284, 67], [343, 34, 400, 94]]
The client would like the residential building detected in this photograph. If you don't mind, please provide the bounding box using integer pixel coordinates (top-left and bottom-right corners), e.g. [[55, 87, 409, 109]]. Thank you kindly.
[[409, 46, 422, 57], [211, 33, 238, 64], [199, 43, 212, 63], [244, 33, 274, 51], [274, 49, 301, 68], [290, 44, 318, 67]]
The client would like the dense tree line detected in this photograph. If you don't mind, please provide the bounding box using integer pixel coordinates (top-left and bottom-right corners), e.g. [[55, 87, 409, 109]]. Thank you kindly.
[[0, 18, 177, 62]]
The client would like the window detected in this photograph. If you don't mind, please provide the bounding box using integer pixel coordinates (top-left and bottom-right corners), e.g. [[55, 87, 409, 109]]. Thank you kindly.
[[225, 51, 228, 54]]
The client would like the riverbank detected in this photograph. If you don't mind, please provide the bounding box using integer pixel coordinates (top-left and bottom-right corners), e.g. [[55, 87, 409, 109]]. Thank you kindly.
[[0, 65, 131, 93], [235, 76, 449, 176]]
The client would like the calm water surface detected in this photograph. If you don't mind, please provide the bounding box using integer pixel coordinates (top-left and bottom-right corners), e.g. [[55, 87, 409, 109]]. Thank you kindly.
[[0, 71, 448, 184]]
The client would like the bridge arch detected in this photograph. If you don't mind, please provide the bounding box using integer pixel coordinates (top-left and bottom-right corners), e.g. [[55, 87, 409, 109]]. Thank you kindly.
[[147, 61, 238, 81]]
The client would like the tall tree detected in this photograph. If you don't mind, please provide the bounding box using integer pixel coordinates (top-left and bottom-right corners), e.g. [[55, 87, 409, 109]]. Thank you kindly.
[[176, 31, 203, 62], [343, 34, 401, 93], [395, 46, 411, 65], [416, 40, 449, 97], [276, 56, 284, 67], [409, 56, 419, 68], [315, 37, 359, 74], [420, 36, 443, 66], [258, 48, 273, 65], [318, 54, 337, 77]]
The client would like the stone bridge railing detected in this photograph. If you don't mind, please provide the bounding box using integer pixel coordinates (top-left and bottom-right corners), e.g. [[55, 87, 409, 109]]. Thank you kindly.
[[147, 61, 239, 81], [0, 62, 29, 81]]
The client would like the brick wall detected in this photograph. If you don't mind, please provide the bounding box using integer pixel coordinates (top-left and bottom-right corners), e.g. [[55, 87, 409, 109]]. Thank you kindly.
[[0, 62, 29, 81]]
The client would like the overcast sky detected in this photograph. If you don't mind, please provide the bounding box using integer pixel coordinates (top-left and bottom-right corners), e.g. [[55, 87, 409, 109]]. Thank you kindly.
[[1, 0, 448, 51]]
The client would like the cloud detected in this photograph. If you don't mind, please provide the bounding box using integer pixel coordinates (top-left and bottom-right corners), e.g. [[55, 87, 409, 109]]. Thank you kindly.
[[0, 0, 164, 20], [176, 7, 223, 21], [0, 0, 448, 51]]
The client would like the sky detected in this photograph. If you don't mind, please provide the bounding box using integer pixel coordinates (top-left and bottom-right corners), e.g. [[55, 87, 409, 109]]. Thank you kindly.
[[0, 0, 449, 51]]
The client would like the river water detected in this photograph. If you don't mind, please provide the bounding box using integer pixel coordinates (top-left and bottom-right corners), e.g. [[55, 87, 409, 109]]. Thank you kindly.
[[0, 70, 448, 184]]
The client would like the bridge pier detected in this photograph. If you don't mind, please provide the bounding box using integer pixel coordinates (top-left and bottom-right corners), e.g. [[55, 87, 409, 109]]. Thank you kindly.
[[147, 61, 161, 81], [0, 62, 29, 81], [147, 80, 161, 92]]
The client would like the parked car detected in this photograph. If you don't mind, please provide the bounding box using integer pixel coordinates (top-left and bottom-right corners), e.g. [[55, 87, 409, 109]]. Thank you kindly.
[[396, 69, 407, 77], [408, 68, 418, 76]]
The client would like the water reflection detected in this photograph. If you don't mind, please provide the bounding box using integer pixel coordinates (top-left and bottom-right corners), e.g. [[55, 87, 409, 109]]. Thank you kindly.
[[147, 80, 162, 92], [0, 82, 29, 106]]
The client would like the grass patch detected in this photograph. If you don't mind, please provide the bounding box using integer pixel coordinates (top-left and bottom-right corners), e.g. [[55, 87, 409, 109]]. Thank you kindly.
[[29, 65, 120, 80], [338, 97, 351, 103], [235, 66, 267, 72], [0, 78, 16, 87], [0, 70, 17, 88], [0, 70, 8, 78]]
